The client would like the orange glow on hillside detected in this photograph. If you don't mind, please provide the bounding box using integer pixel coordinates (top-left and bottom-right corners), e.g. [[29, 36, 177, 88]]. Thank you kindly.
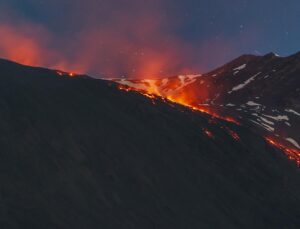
[[56, 70, 77, 78], [118, 83, 299, 167], [265, 137, 300, 166], [223, 126, 240, 141], [117, 84, 240, 125]]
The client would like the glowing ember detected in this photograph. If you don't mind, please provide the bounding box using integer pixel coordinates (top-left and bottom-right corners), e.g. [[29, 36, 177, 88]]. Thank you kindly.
[[178, 104, 240, 125], [117, 85, 132, 92], [222, 116, 241, 126], [265, 137, 300, 166], [203, 128, 214, 139], [56, 71, 77, 77], [117, 85, 157, 104], [223, 127, 240, 141]]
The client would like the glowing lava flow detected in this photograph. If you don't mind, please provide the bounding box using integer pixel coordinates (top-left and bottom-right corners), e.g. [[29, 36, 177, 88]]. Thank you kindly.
[[221, 126, 240, 141], [117, 83, 300, 166], [117, 84, 241, 125], [265, 137, 300, 166], [56, 71, 77, 77]]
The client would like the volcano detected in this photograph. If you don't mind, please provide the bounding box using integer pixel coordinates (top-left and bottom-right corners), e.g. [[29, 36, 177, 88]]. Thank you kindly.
[[113, 52, 300, 163], [0, 58, 300, 228]]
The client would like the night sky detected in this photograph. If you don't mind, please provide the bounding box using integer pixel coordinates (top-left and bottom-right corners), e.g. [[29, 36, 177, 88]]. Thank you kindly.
[[0, 0, 299, 78]]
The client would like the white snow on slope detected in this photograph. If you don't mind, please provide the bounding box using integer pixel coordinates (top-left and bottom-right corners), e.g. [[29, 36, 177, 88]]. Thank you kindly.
[[116, 75, 201, 95], [187, 75, 201, 80], [259, 117, 274, 125], [233, 64, 247, 71], [178, 75, 186, 85], [176, 75, 201, 90], [286, 138, 300, 149], [285, 122, 291, 127], [246, 101, 261, 106], [117, 79, 148, 91], [161, 78, 169, 86], [262, 114, 289, 121], [229, 72, 261, 93], [285, 109, 300, 117], [250, 120, 274, 132], [251, 113, 274, 125]]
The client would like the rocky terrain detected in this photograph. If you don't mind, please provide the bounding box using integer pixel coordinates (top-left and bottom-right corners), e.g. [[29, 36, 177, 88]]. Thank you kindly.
[[113, 52, 300, 155], [0, 58, 299, 228]]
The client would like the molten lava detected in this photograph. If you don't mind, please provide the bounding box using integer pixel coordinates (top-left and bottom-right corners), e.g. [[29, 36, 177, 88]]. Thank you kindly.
[[224, 127, 240, 141], [56, 71, 77, 77], [265, 137, 300, 166], [117, 83, 240, 125], [116, 83, 299, 167]]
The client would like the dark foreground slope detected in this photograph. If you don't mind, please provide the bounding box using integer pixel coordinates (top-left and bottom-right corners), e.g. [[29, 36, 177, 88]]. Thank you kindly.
[[0, 59, 299, 229]]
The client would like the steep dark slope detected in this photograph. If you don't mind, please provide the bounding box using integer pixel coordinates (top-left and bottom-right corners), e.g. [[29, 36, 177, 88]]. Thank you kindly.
[[0, 59, 300, 229]]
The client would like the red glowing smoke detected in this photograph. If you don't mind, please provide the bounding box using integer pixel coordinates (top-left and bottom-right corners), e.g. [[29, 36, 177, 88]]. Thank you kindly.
[[0, 0, 259, 78]]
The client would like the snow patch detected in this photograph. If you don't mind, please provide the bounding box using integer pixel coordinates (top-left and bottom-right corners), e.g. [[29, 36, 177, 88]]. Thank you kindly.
[[285, 122, 291, 127], [259, 117, 274, 125], [233, 64, 246, 71], [286, 138, 300, 149], [285, 109, 300, 117], [246, 101, 261, 106], [229, 72, 261, 93], [262, 114, 289, 121], [226, 103, 235, 107], [251, 113, 274, 125], [174, 75, 200, 90], [117, 79, 147, 91], [178, 75, 186, 85], [161, 78, 169, 86]]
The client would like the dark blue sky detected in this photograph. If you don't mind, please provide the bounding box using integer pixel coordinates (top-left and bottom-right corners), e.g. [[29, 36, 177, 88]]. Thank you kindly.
[[0, 0, 299, 77]]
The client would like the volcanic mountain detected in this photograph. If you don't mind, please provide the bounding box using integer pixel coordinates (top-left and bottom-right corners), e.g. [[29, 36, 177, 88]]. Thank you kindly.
[[0, 58, 300, 228], [113, 52, 300, 157]]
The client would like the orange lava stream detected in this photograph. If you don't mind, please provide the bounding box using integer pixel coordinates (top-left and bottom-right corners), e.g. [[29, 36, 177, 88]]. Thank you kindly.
[[56, 71, 77, 77], [265, 137, 300, 166], [117, 84, 241, 125], [221, 126, 240, 141], [116, 83, 300, 166]]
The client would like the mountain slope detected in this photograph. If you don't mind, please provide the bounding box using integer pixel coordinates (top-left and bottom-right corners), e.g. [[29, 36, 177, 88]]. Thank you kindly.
[[113, 52, 300, 156], [0, 59, 300, 228]]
